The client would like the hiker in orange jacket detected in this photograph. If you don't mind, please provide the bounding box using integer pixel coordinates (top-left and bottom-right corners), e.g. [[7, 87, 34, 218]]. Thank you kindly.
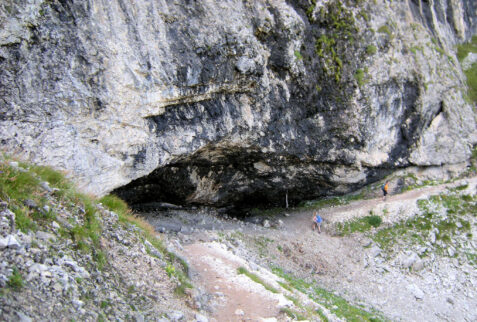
[[382, 181, 389, 201]]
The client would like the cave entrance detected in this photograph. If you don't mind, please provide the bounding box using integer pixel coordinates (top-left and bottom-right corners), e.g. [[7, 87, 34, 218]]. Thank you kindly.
[[112, 153, 318, 217]]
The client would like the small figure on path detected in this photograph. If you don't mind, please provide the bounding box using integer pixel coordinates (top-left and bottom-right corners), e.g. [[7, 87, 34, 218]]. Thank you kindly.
[[382, 181, 389, 201], [312, 211, 322, 233]]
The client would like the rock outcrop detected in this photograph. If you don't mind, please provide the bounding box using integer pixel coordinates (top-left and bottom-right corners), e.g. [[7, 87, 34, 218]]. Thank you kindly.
[[1, 0, 476, 209]]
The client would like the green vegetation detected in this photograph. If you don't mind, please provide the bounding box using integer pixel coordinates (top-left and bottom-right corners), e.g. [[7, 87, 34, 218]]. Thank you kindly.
[[0, 157, 105, 267], [336, 214, 382, 236], [314, 0, 358, 83], [359, 10, 369, 22], [99, 194, 130, 219], [7, 267, 24, 290], [377, 25, 392, 38], [272, 267, 385, 321], [165, 264, 176, 278], [366, 45, 377, 55], [300, 192, 365, 210], [254, 236, 274, 258], [410, 45, 424, 56], [99, 194, 192, 294], [457, 36, 477, 104], [354, 68, 365, 86], [237, 267, 279, 294], [280, 307, 307, 321], [100, 300, 110, 309], [430, 38, 454, 63], [294, 50, 303, 60], [456, 35, 477, 62], [463, 62, 477, 104], [372, 193, 476, 264], [410, 22, 421, 32], [0, 156, 192, 295], [306, 0, 317, 22], [401, 178, 443, 192]]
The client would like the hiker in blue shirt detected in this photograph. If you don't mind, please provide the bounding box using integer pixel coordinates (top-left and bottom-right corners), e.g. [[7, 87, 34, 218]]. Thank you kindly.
[[312, 211, 322, 234]]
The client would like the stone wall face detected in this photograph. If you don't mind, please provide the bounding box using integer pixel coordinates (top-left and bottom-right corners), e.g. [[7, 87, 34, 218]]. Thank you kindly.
[[1, 0, 476, 207]]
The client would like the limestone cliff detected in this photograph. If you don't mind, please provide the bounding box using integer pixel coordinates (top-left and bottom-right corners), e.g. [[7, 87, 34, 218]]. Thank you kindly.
[[1, 0, 476, 209]]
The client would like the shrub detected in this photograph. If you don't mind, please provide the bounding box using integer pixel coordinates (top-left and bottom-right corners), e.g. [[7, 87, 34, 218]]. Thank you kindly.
[[366, 45, 377, 55], [165, 264, 176, 278], [354, 69, 365, 86], [100, 300, 110, 309], [366, 215, 382, 228]]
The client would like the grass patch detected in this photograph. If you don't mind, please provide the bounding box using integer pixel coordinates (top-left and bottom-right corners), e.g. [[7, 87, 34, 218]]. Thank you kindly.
[[457, 36, 477, 104], [410, 46, 424, 56], [354, 68, 365, 86], [280, 307, 307, 321], [401, 179, 443, 192], [450, 184, 469, 191], [300, 192, 365, 210], [99, 194, 130, 218], [254, 236, 274, 258], [100, 195, 189, 272], [463, 62, 477, 104], [313, 0, 359, 83], [272, 267, 385, 321], [366, 45, 377, 55], [294, 50, 303, 60], [31, 165, 71, 190], [278, 280, 292, 292], [336, 214, 382, 236], [377, 25, 392, 38], [317, 308, 329, 322], [0, 157, 193, 292], [100, 300, 110, 309], [111, 204, 193, 293], [7, 267, 24, 290], [373, 193, 477, 263], [14, 207, 37, 232], [237, 267, 279, 294], [456, 35, 477, 62]]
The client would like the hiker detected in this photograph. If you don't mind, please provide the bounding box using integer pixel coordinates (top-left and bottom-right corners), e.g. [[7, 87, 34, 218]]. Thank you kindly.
[[312, 211, 322, 233], [382, 181, 389, 201]]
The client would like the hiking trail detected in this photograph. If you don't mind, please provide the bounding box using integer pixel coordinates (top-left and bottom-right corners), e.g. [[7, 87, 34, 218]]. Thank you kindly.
[[156, 176, 477, 321]]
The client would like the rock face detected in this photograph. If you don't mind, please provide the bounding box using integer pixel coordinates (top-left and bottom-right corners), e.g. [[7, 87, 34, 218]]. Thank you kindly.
[[1, 0, 476, 209]]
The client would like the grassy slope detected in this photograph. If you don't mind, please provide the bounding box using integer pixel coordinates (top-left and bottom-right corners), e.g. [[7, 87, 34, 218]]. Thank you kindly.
[[0, 156, 191, 296]]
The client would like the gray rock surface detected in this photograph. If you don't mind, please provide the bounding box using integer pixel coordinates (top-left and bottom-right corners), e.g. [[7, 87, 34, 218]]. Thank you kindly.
[[0, 161, 196, 321], [0, 0, 476, 210]]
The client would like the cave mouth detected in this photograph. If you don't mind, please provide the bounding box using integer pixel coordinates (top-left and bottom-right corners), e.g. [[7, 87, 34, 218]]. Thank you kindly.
[[112, 162, 305, 218], [111, 148, 338, 217], [111, 147, 382, 217]]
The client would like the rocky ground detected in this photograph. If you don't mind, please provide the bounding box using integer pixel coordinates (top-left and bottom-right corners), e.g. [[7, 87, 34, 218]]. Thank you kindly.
[[149, 176, 477, 321], [0, 160, 198, 321], [1, 157, 476, 321]]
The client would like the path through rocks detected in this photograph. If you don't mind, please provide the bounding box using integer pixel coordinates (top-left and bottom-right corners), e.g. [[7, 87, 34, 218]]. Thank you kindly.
[[160, 177, 477, 321]]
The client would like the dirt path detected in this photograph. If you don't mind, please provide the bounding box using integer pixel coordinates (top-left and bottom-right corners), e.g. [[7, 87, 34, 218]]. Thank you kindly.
[[284, 176, 477, 231], [173, 176, 477, 321], [182, 243, 288, 322]]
